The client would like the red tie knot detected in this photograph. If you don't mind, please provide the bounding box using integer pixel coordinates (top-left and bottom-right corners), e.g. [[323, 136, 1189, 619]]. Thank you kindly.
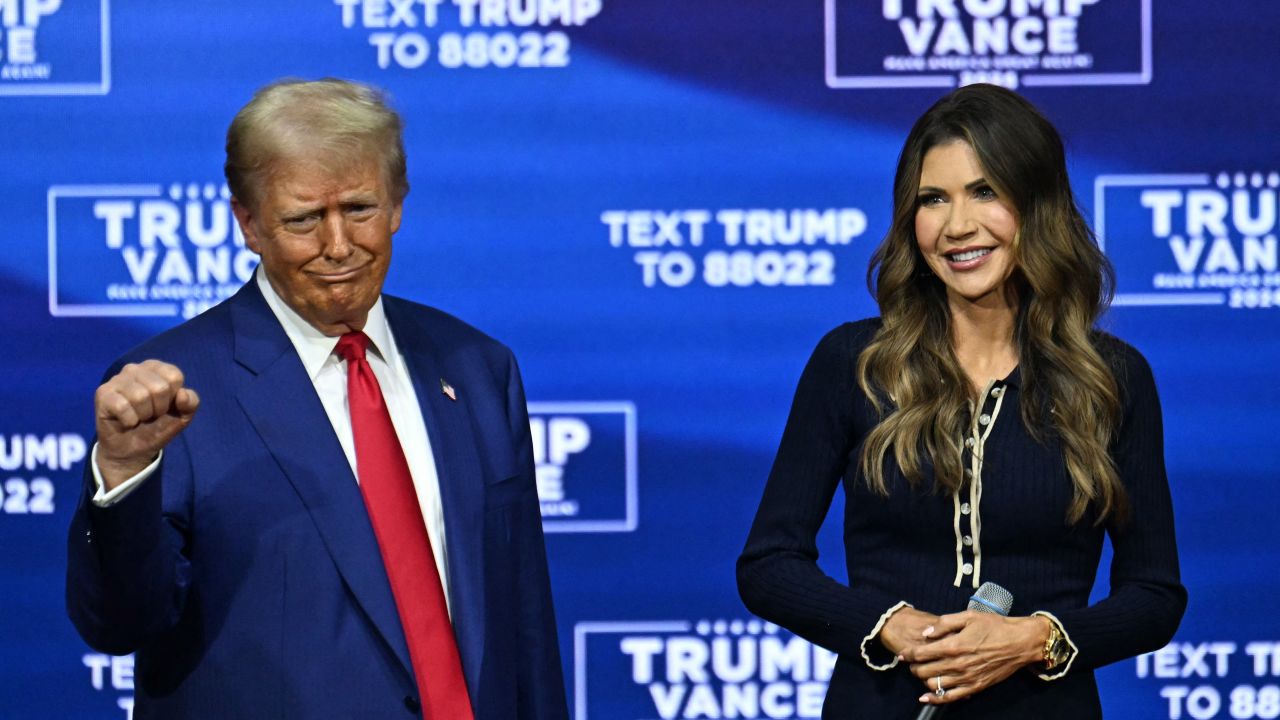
[[334, 331, 370, 363]]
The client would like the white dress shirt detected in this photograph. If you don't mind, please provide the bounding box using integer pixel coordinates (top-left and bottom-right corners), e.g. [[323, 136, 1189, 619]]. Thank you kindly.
[[92, 267, 454, 609]]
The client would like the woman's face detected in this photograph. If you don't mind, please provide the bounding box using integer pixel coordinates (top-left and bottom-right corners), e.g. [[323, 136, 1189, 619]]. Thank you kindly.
[[914, 140, 1020, 309]]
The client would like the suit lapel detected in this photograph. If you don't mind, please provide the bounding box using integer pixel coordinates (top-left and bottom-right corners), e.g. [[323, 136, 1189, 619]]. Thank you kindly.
[[384, 299, 489, 698], [227, 282, 415, 681]]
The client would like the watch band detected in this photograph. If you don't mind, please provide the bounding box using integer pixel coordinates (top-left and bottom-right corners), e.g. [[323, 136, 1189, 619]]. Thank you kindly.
[[1042, 617, 1070, 670]]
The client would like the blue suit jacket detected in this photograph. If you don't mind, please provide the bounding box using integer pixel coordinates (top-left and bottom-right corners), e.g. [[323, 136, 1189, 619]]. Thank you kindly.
[[67, 281, 568, 719]]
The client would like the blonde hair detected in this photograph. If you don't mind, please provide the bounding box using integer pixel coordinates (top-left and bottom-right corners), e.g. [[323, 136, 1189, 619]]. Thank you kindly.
[[224, 78, 408, 206], [857, 84, 1126, 525]]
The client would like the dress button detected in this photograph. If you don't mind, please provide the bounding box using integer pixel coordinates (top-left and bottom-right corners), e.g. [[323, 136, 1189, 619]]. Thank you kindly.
[[964, 468, 973, 479], [992, 387, 1004, 398], [979, 414, 991, 425], [404, 696, 421, 714], [960, 502, 971, 515], [964, 437, 975, 448], [963, 535, 973, 546], [962, 562, 974, 575]]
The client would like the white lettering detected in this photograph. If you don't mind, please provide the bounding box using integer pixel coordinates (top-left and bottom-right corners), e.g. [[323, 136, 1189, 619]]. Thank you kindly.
[[1011, 0, 1060, 15], [647, 684, 686, 720], [667, 638, 711, 683], [6, 25, 35, 62], [139, 201, 182, 249], [712, 637, 757, 683], [83, 654, 110, 690], [1186, 685, 1220, 719], [120, 248, 157, 284], [1045, 16, 1076, 52], [363, 0, 389, 27], [760, 682, 794, 717], [185, 201, 230, 249], [1243, 237, 1278, 273], [622, 637, 664, 683], [547, 417, 590, 465], [1246, 641, 1280, 677], [918, 0, 959, 20], [156, 247, 195, 285], [965, 0, 1003, 19], [1141, 190, 1184, 238], [1204, 237, 1241, 274], [1233, 189, 1277, 236], [972, 18, 1008, 54], [683, 684, 722, 718], [334, 0, 360, 27], [760, 636, 810, 682], [23, 434, 56, 472], [1009, 16, 1043, 53], [1168, 237, 1205, 274], [898, 19, 937, 55], [94, 201, 136, 250], [1187, 190, 1230, 238], [1062, 0, 1098, 17], [0, 434, 83, 471], [934, 19, 972, 54]]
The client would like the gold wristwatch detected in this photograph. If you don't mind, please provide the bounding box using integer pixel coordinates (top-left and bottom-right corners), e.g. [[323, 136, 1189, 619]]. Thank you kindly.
[[1042, 617, 1070, 671]]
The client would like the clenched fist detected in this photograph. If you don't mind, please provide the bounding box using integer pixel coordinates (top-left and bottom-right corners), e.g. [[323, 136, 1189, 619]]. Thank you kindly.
[[94, 360, 200, 490]]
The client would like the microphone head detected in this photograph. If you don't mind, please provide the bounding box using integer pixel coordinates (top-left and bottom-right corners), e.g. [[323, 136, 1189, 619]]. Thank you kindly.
[[968, 581, 1013, 616]]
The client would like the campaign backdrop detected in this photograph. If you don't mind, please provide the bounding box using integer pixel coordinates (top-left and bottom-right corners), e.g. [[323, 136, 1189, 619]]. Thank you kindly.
[[3, 1, 1278, 718]]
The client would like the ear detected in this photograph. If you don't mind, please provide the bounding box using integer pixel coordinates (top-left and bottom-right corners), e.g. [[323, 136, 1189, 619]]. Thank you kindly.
[[231, 196, 263, 254], [389, 200, 403, 235]]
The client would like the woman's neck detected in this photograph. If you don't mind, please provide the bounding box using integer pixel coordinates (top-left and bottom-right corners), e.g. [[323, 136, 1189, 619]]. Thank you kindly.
[[949, 297, 1019, 394]]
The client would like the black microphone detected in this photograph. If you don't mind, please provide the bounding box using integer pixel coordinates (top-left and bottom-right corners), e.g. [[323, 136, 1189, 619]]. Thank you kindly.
[[914, 581, 1014, 720]]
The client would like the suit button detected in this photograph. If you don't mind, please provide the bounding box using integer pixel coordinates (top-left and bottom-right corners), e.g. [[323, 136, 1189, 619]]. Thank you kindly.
[[404, 696, 421, 714]]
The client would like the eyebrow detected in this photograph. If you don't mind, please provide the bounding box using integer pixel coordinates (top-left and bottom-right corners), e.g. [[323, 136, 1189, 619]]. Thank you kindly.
[[917, 178, 990, 194], [279, 207, 321, 220]]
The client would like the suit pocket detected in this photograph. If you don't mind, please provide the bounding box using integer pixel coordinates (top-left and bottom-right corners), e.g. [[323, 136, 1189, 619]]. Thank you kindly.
[[484, 473, 532, 511]]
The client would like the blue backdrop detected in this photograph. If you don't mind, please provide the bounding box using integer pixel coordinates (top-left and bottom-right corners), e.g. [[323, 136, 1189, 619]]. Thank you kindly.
[[3, 1, 1278, 718]]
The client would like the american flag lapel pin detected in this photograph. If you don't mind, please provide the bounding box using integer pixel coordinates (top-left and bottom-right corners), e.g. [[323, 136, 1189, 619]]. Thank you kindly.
[[440, 378, 457, 401]]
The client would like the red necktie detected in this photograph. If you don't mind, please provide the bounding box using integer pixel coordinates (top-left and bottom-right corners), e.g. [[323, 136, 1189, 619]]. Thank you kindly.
[[335, 332, 473, 719]]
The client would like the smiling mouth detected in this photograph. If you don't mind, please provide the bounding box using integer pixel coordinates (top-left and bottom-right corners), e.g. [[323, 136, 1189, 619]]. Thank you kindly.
[[309, 265, 367, 282], [946, 248, 993, 263]]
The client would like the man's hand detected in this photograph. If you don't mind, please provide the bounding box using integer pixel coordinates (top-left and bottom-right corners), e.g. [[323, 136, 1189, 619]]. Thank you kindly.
[[898, 611, 1049, 704], [94, 360, 200, 490]]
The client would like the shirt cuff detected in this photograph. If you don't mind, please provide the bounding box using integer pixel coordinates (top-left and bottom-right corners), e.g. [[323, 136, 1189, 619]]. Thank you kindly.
[[861, 600, 913, 670], [91, 443, 162, 507], [1031, 610, 1079, 680]]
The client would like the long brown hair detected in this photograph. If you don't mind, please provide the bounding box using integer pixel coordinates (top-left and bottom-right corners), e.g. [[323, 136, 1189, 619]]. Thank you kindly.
[[856, 84, 1126, 525]]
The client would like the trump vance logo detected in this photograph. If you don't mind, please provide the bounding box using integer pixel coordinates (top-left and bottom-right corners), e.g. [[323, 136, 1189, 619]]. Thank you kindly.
[[47, 183, 259, 319], [0, 0, 110, 95], [825, 0, 1150, 90], [1095, 172, 1280, 310], [529, 401, 637, 534]]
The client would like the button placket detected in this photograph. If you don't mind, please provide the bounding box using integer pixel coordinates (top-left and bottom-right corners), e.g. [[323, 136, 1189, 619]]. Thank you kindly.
[[952, 380, 1007, 588]]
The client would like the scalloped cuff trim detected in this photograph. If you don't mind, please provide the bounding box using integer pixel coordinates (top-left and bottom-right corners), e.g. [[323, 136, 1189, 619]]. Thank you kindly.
[[1032, 611, 1080, 680], [861, 601, 913, 670]]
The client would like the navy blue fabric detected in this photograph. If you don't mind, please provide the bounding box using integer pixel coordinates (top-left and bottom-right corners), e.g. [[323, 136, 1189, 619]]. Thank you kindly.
[[738, 320, 1186, 718], [66, 281, 567, 719]]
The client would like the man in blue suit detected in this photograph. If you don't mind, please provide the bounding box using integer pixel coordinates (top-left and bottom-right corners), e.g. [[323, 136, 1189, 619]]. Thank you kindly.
[[67, 78, 568, 719]]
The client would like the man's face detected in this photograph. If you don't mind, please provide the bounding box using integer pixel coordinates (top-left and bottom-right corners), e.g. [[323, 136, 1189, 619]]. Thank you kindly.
[[233, 156, 401, 336]]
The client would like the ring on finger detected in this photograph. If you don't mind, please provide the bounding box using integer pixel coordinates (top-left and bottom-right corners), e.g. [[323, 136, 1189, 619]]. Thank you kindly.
[[934, 675, 946, 698]]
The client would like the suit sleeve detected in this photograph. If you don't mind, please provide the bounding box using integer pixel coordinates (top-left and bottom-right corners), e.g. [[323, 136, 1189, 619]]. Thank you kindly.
[[1050, 346, 1187, 671], [501, 349, 570, 719], [737, 323, 906, 660], [66, 420, 195, 655]]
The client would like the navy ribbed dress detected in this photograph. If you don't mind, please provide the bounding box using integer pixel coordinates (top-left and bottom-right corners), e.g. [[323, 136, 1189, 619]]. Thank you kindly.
[[737, 319, 1186, 719]]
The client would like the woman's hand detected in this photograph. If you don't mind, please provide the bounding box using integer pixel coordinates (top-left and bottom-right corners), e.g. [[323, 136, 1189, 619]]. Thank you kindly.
[[898, 612, 1050, 705], [878, 606, 943, 656]]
